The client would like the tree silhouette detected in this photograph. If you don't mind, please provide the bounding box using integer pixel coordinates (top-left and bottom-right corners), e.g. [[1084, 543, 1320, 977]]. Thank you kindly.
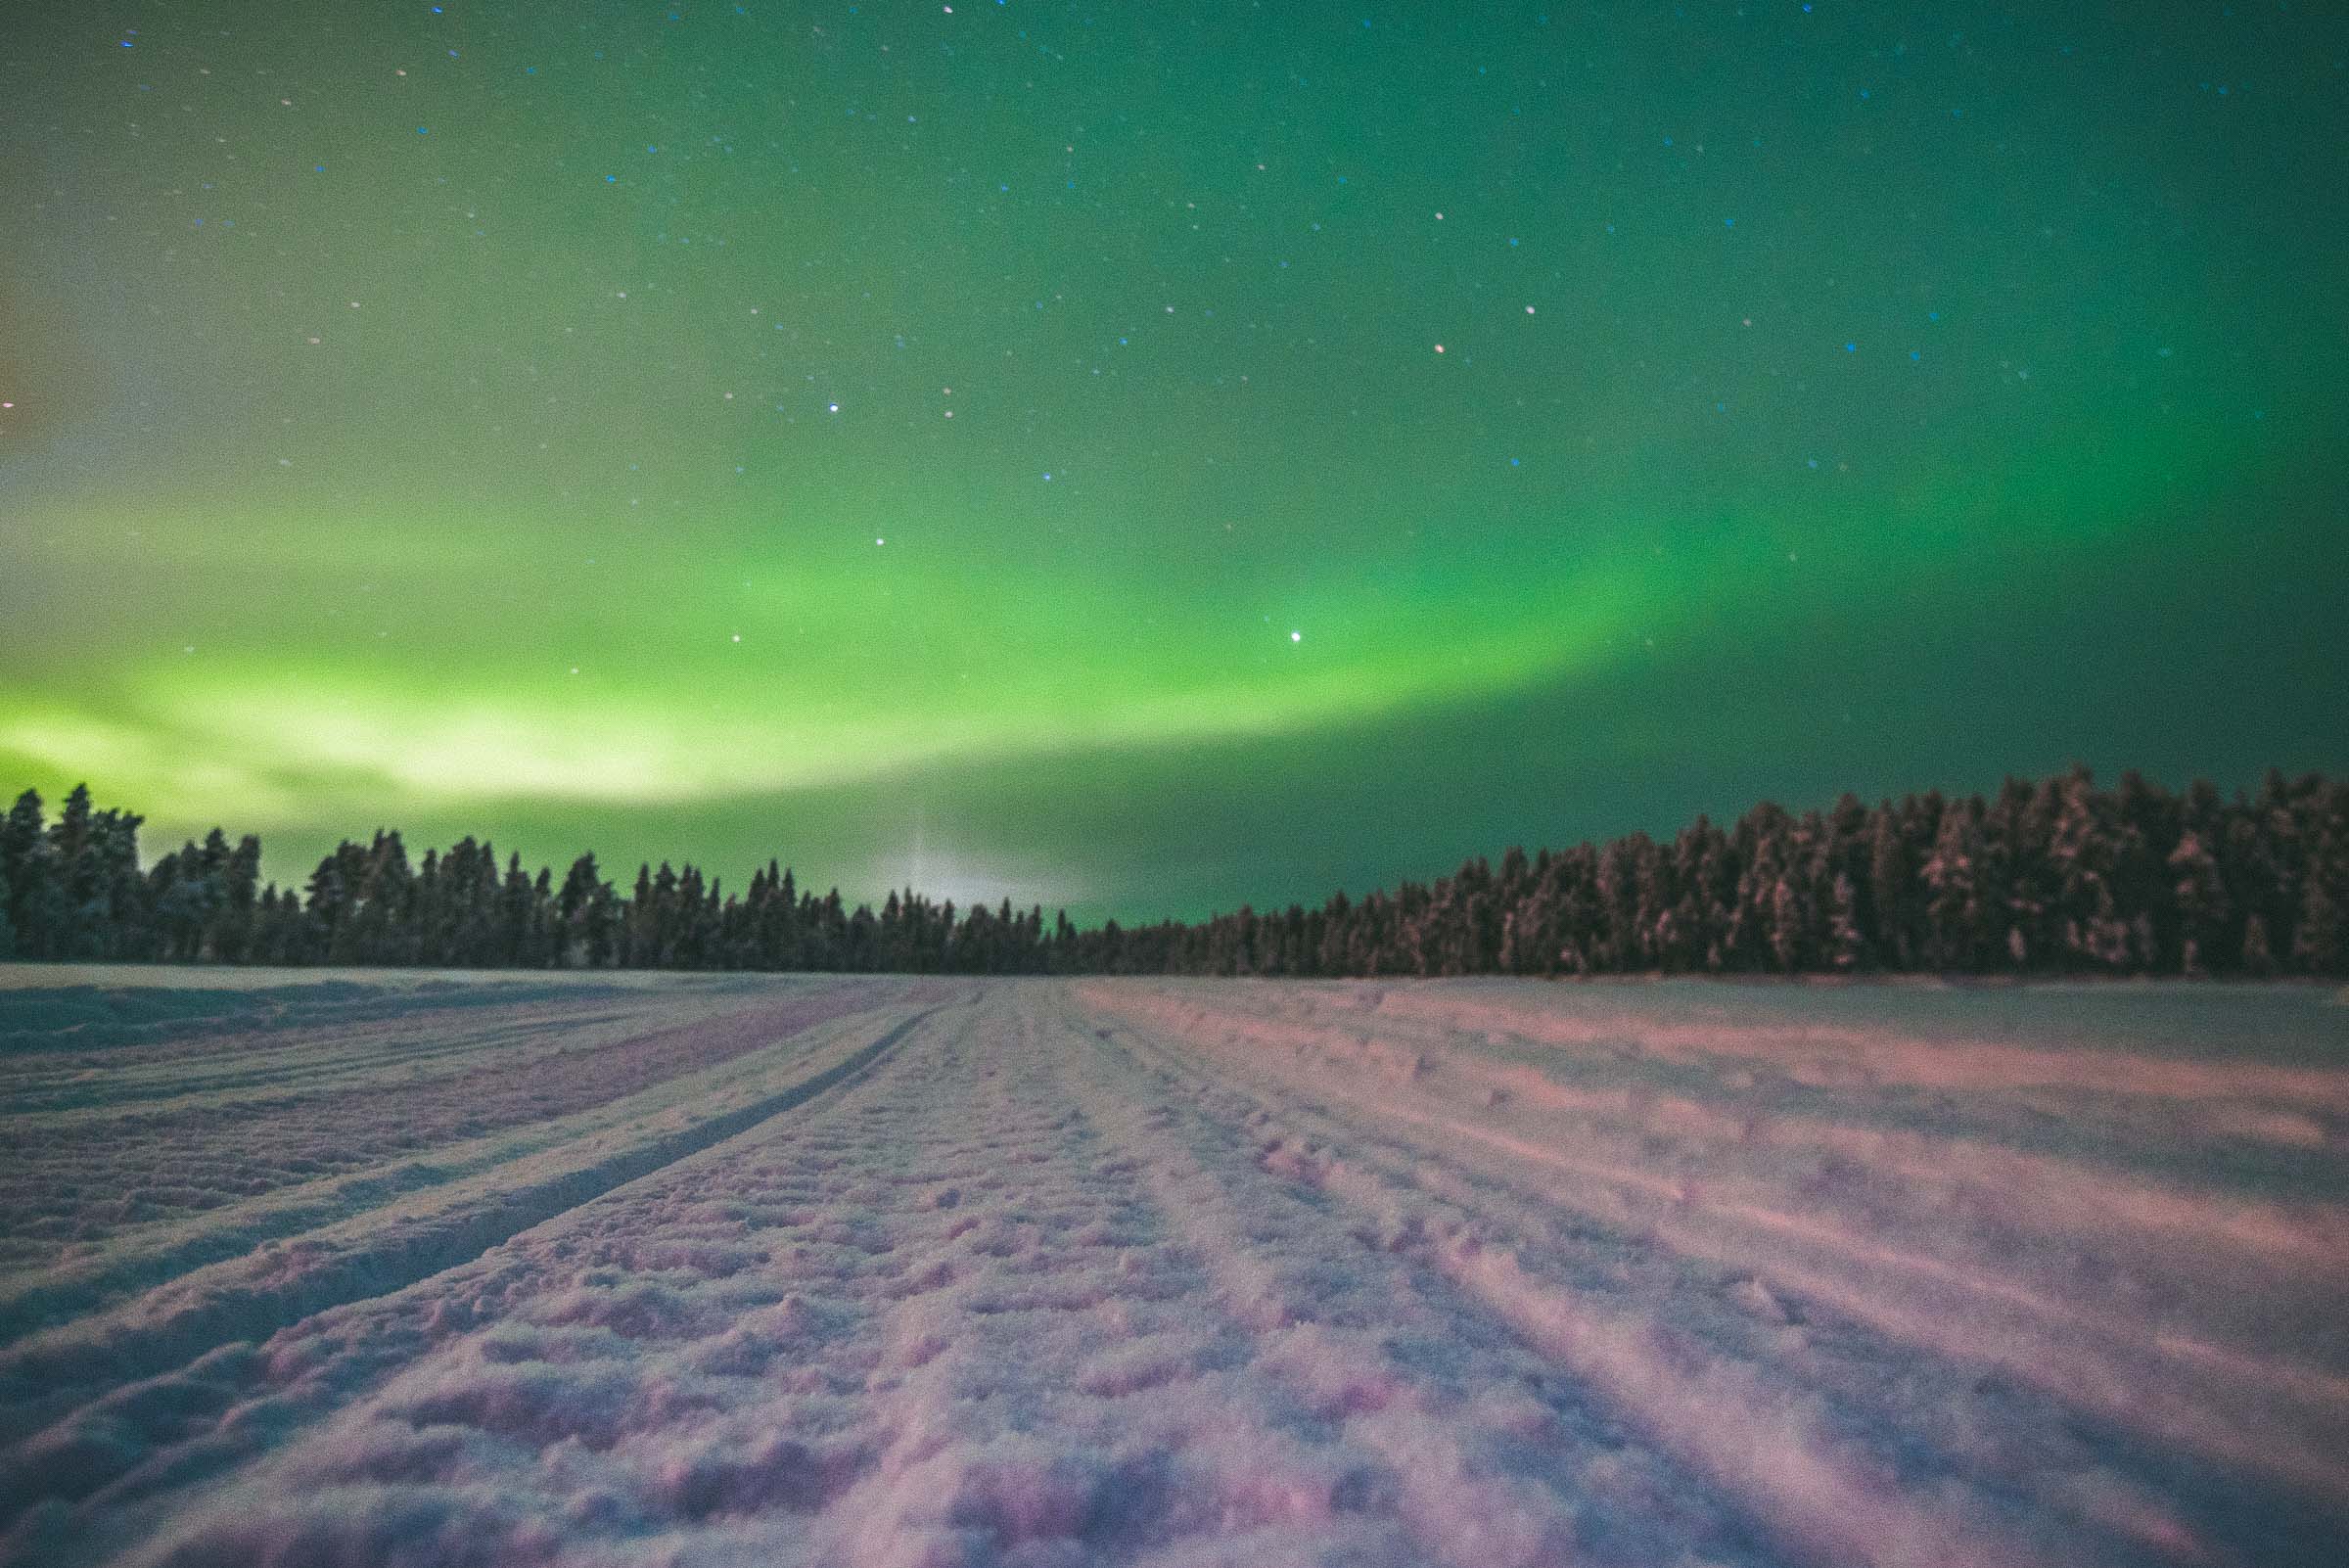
[[6, 767, 2345, 979]]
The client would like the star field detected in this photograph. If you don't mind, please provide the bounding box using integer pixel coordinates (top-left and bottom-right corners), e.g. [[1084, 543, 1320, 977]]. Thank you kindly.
[[3, 2, 2345, 919]]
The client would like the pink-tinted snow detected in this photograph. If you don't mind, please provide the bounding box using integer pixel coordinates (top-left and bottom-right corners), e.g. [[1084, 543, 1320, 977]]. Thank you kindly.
[[2, 974, 2344, 1567], [0, 980, 897, 1268]]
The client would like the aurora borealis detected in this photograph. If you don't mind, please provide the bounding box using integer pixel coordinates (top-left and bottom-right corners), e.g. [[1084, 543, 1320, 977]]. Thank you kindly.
[[4, 4, 2345, 921]]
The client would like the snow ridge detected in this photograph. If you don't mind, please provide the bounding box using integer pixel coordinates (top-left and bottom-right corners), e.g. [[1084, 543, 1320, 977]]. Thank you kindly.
[[0, 993, 943, 1481]]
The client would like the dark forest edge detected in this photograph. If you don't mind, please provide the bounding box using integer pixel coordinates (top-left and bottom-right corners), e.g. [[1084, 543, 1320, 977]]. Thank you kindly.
[[1, 765, 2344, 979]]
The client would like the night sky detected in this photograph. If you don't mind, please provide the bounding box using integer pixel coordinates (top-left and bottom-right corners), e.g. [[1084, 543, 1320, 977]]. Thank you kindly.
[[4, 3, 2345, 922]]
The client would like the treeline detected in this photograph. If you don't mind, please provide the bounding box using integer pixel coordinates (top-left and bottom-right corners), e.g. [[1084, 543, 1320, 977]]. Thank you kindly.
[[1, 765, 2343, 978], [0, 788, 1068, 975]]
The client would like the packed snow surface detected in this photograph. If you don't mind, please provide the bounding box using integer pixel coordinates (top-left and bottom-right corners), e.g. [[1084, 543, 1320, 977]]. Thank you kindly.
[[1, 971, 2344, 1566]]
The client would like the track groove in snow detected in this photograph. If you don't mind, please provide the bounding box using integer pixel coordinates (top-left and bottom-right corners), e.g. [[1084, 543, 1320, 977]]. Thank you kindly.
[[0, 981, 885, 1284], [1078, 981, 2349, 1564], [0, 987, 936, 1357], [0, 992, 946, 1466], [1082, 1010, 2056, 1567], [1, 975, 2342, 1567]]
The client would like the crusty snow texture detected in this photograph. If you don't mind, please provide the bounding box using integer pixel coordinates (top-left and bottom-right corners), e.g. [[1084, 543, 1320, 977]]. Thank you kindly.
[[3, 974, 2346, 1567]]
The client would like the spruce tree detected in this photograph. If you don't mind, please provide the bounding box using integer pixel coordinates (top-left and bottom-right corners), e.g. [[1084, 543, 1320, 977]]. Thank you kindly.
[[1, 792, 49, 957], [558, 853, 606, 967], [1865, 805, 1911, 969], [2167, 830, 2228, 976], [1825, 871, 1866, 971], [1922, 800, 1983, 971], [2293, 866, 2343, 977]]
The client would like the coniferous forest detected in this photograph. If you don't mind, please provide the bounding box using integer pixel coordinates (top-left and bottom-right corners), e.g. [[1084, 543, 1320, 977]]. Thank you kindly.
[[1, 766, 2343, 980]]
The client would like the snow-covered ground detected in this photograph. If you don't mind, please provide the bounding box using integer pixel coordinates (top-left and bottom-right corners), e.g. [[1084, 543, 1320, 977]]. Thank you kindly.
[[2, 974, 2343, 1566]]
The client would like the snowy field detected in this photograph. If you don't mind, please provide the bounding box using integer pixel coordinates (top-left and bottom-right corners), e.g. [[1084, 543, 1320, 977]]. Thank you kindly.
[[1, 972, 2343, 1567]]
